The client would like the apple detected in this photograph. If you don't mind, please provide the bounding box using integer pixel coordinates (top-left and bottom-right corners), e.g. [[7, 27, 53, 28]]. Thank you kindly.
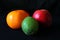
[[32, 9, 52, 27]]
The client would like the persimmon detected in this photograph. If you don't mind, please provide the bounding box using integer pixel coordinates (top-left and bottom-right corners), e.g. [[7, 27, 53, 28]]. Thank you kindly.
[[6, 10, 29, 29]]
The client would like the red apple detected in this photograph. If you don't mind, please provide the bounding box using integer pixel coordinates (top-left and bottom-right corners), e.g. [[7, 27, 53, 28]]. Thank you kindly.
[[32, 9, 52, 27]]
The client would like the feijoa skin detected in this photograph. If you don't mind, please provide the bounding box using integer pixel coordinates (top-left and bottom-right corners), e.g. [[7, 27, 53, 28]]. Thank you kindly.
[[22, 16, 39, 35]]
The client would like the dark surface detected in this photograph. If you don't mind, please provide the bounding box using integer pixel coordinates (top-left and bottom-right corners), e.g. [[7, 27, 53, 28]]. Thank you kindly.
[[0, 0, 60, 40]]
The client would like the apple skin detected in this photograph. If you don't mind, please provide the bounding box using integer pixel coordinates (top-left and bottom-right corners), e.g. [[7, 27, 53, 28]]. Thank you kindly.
[[32, 9, 52, 27]]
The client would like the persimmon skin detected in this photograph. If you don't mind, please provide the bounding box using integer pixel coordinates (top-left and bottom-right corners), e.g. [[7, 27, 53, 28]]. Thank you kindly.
[[6, 10, 29, 29]]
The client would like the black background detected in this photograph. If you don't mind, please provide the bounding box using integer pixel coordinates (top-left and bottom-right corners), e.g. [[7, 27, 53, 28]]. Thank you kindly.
[[0, 0, 60, 40]]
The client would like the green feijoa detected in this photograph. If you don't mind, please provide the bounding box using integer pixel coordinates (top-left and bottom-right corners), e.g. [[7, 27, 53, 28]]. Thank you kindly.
[[22, 16, 39, 35]]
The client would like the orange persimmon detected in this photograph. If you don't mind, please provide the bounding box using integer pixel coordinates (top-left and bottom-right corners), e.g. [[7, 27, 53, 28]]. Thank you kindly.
[[6, 10, 29, 29]]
